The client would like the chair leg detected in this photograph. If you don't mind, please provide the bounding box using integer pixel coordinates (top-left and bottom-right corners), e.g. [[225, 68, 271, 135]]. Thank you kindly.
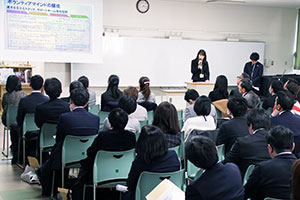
[[2, 128, 6, 152], [51, 170, 56, 198], [23, 139, 25, 166], [17, 138, 20, 164], [40, 148, 42, 165], [62, 166, 64, 188], [6, 129, 9, 157], [93, 183, 96, 200], [83, 185, 86, 200]]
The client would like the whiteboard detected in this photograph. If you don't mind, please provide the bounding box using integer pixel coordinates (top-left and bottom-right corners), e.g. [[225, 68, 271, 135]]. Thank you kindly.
[[71, 36, 265, 86]]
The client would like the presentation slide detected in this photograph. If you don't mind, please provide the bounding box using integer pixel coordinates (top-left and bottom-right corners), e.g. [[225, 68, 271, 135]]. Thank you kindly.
[[0, 0, 103, 63]]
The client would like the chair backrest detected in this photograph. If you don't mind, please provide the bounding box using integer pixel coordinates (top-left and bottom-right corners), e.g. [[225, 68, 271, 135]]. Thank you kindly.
[[6, 105, 18, 127], [177, 110, 183, 129], [98, 111, 109, 130], [212, 99, 230, 118], [135, 170, 185, 200], [147, 111, 154, 124], [40, 123, 57, 149], [217, 144, 225, 161], [88, 104, 100, 115], [243, 164, 255, 185], [169, 146, 180, 160], [139, 120, 148, 129], [187, 160, 200, 179], [62, 135, 97, 167], [23, 113, 39, 134], [93, 149, 136, 184]]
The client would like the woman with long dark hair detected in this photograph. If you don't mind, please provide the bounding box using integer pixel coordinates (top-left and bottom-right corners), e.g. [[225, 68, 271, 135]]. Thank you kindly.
[[152, 102, 181, 148], [191, 49, 210, 82], [100, 74, 123, 111], [137, 76, 155, 103], [1, 75, 26, 126], [208, 75, 229, 102], [124, 125, 180, 199]]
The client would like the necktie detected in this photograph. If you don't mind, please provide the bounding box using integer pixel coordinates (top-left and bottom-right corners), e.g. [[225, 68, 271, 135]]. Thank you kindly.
[[251, 64, 255, 79]]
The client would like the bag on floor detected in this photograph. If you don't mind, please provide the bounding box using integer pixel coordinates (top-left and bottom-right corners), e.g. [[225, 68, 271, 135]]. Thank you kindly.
[[20, 165, 40, 184]]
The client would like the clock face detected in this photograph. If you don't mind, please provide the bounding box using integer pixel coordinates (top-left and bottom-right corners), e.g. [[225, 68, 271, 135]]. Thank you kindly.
[[136, 0, 149, 13]]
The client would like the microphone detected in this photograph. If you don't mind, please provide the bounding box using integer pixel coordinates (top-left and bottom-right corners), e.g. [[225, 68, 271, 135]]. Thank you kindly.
[[279, 69, 286, 82]]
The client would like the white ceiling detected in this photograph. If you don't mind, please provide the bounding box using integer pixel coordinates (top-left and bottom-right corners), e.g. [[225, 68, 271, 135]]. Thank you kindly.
[[161, 0, 300, 8]]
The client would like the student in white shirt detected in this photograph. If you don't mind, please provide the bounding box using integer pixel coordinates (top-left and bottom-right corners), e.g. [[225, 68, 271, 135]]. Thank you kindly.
[[182, 95, 216, 141]]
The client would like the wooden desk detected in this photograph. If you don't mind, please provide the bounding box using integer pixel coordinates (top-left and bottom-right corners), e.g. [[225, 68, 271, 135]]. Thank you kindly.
[[185, 82, 215, 96], [160, 89, 187, 102]]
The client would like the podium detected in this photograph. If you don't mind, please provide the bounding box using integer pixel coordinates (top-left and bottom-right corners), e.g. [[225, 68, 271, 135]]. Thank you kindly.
[[185, 82, 215, 96]]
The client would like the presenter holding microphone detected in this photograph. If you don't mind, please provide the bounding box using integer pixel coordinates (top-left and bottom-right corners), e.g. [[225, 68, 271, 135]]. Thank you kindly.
[[191, 49, 210, 82]]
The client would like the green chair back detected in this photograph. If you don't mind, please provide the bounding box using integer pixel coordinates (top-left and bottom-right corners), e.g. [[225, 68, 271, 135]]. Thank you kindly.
[[88, 104, 100, 115], [187, 160, 200, 180], [61, 134, 97, 188], [98, 111, 109, 130], [40, 123, 57, 164], [194, 169, 204, 180], [215, 107, 222, 119], [180, 132, 185, 159], [243, 164, 255, 185], [267, 107, 273, 115], [93, 149, 135, 186], [147, 111, 154, 125], [6, 105, 18, 127], [40, 123, 57, 149], [62, 135, 97, 167], [20, 113, 40, 166], [135, 132, 140, 141], [169, 145, 180, 159], [139, 120, 148, 128], [23, 113, 39, 134], [177, 110, 183, 129], [217, 144, 225, 161], [135, 170, 185, 200]]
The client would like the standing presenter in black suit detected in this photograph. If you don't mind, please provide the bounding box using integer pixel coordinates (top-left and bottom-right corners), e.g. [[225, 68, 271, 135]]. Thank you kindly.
[[191, 49, 210, 82]]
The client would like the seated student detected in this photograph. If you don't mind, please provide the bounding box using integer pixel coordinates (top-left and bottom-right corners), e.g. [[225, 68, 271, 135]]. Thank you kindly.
[[123, 125, 180, 200], [271, 81, 300, 116], [185, 136, 244, 200], [35, 78, 70, 128], [245, 126, 297, 200], [224, 109, 271, 178], [291, 159, 300, 200], [262, 80, 283, 110], [103, 96, 141, 134], [271, 90, 300, 157], [152, 102, 181, 148], [208, 75, 229, 102], [230, 73, 250, 97], [72, 108, 136, 200], [13, 75, 49, 163], [182, 96, 216, 141], [217, 96, 249, 155], [61, 80, 84, 103], [184, 89, 217, 122], [38, 88, 99, 196], [239, 78, 260, 109], [101, 74, 123, 112], [137, 76, 157, 111], [78, 76, 96, 106], [124, 86, 147, 121]]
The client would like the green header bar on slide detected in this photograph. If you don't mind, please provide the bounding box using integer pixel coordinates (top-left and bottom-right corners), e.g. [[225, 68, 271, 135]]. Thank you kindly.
[[70, 15, 88, 18]]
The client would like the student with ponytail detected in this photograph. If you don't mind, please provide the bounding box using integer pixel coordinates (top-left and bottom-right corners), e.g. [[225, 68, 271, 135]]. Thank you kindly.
[[137, 76, 156, 103]]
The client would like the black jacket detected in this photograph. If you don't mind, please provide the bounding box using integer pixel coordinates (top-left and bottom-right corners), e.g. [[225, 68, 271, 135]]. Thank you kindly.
[[191, 59, 209, 82]]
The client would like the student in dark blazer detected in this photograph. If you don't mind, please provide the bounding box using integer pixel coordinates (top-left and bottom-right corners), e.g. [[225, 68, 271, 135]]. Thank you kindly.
[[72, 108, 136, 200], [262, 80, 283, 110], [217, 96, 249, 155], [61, 80, 84, 103], [13, 75, 49, 163], [123, 125, 180, 200], [224, 109, 271, 178], [101, 74, 123, 112], [229, 73, 250, 97], [35, 78, 70, 128], [271, 90, 300, 157], [185, 136, 244, 200], [243, 52, 263, 88], [245, 126, 297, 200], [38, 88, 99, 196], [191, 49, 209, 82]]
